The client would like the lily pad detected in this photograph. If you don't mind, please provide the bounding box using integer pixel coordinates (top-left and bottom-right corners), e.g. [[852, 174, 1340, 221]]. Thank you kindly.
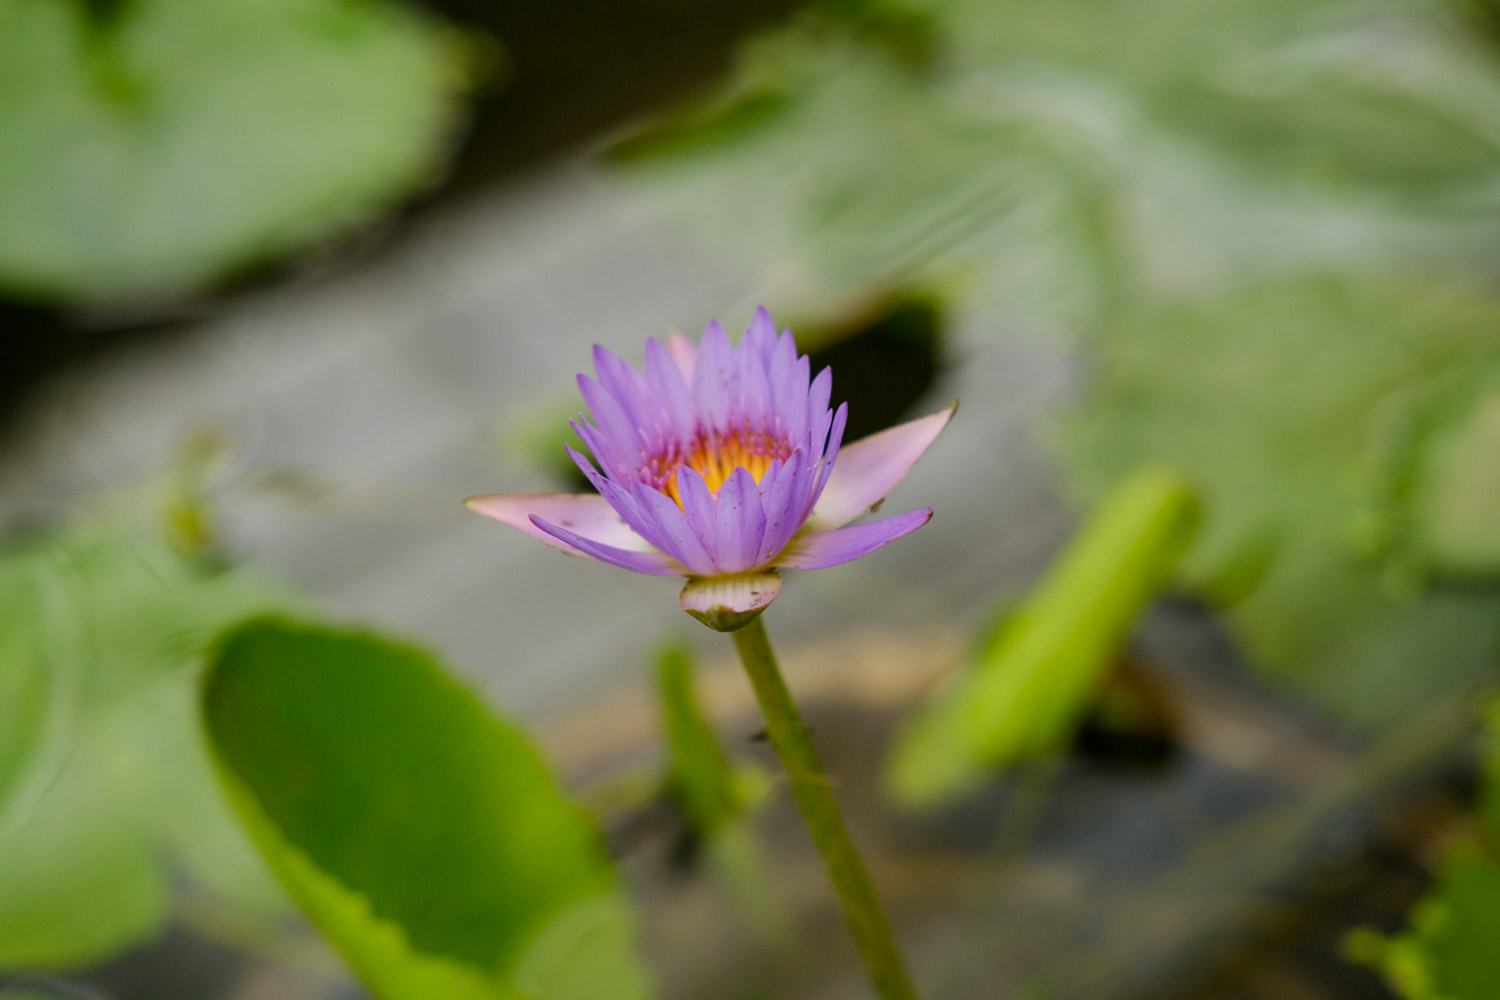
[[0, 0, 466, 303], [0, 525, 292, 971], [0, 547, 73, 831], [0, 740, 168, 971], [202, 617, 651, 1000]]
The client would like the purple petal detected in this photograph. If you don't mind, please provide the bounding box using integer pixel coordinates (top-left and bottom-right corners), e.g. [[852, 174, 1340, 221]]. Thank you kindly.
[[679, 571, 782, 632], [806, 403, 955, 530], [756, 449, 809, 564], [565, 445, 668, 548], [768, 332, 800, 428], [741, 337, 773, 431], [593, 345, 664, 442], [805, 401, 849, 518], [743, 306, 778, 358], [675, 466, 720, 561], [571, 417, 628, 481], [531, 515, 684, 576], [577, 374, 643, 466], [465, 493, 651, 554], [643, 337, 698, 443], [775, 508, 933, 570], [631, 482, 718, 576], [694, 321, 736, 432], [714, 467, 767, 573], [806, 367, 833, 455]]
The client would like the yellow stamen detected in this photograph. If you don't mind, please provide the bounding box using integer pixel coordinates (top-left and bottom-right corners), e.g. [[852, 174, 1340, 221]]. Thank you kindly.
[[657, 429, 789, 508]]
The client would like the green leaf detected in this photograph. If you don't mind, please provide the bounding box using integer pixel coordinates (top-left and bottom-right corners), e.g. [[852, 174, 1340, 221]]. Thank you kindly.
[[1352, 698, 1500, 997], [0, 0, 467, 303], [201, 617, 651, 1000], [617, 0, 1500, 327], [1482, 697, 1500, 840], [1353, 848, 1500, 1000], [0, 751, 167, 970], [1408, 389, 1500, 577], [1057, 277, 1500, 729], [656, 642, 747, 836], [652, 643, 783, 948], [0, 548, 72, 827], [0, 525, 293, 971], [886, 468, 1198, 806]]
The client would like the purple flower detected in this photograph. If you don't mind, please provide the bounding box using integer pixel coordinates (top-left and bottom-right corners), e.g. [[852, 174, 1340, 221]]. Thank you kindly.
[[468, 308, 953, 630]]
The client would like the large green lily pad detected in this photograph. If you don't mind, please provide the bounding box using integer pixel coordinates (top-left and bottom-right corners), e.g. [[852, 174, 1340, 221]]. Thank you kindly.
[[0, 0, 466, 303], [202, 618, 652, 1000]]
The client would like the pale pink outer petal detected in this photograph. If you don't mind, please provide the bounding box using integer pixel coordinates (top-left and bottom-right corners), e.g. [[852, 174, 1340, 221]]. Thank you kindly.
[[805, 403, 956, 531], [775, 508, 933, 570], [465, 493, 656, 555], [666, 332, 697, 381]]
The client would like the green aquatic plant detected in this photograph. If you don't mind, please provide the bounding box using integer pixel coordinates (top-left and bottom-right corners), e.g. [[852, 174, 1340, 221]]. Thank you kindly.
[[202, 618, 651, 1000], [0, 0, 470, 303], [0, 521, 292, 970], [887, 468, 1198, 807]]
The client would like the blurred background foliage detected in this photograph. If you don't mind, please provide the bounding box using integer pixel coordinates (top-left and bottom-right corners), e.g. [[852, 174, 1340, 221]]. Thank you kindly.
[[201, 618, 651, 1000], [887, 468, 1198, 806], [0, 509, 294, 969], [618, 0, 1500, 324], [1350, 697, 1500, 999], [0, 0, 468, 303], [617, 0, 1500, 731], [1058, 277, 1500, 730], [5, 0, 1500, 996]]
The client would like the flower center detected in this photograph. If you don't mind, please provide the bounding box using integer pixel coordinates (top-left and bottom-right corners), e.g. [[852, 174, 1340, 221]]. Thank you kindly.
[[644, 427, 792, 508]]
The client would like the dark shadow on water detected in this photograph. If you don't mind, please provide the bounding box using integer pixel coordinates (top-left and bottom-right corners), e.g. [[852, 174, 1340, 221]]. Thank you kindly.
[[804, 292, 948, 444], [423, 0, 808, 197]]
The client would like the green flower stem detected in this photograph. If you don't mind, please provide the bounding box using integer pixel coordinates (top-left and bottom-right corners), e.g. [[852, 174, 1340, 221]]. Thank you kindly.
[[731, 616, 920, 1000]]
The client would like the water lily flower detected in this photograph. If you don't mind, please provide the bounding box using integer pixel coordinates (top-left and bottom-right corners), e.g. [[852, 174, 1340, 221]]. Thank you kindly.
[[468, 308, 952, 630]]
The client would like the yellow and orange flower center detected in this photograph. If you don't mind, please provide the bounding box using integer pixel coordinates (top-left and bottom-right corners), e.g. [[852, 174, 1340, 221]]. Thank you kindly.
[[644, 428, 793, 508]]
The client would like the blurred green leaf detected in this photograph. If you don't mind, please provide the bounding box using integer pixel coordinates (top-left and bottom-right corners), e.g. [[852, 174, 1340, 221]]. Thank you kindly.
[[621, 0, 1500, 734], [0, 549, 71, 826], [0, 525, 291, 971], [202, 618, 652, 1000], [886, 468, 1198, 807], [1350, 697, 1500, 996], [657, 642, 746, 837], [1408, 389, 1500, 577], [653, 643, 784, 949], [0, 741, 167, 970], [1352, 848, 1500, 1000], [0, 0, 467, 303], [1481, 696, 1500, 839], [618, 0, 1500, 326], [1057, 277, 1500, 729]]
